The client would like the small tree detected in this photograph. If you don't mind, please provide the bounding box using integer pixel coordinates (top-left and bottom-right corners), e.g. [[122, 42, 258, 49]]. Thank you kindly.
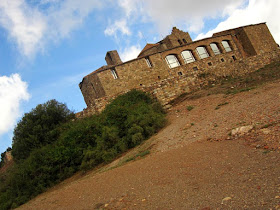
[[12, 100, 75, 162]]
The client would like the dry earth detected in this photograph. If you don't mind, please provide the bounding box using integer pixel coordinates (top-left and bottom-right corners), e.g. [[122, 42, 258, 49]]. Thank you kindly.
[[18, 80, 280, 210]]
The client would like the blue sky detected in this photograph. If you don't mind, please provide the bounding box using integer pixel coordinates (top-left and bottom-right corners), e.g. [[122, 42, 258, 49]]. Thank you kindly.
[[0, 0, 279, 154]]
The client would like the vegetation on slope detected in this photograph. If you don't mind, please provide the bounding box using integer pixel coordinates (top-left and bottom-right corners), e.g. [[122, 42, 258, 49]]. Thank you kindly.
[[0, 90, 166, 210]]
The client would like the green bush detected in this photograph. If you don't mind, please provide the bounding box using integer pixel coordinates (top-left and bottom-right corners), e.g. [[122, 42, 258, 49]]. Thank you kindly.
[[0, 90, 166, 209], [12, 99, 75, 162]]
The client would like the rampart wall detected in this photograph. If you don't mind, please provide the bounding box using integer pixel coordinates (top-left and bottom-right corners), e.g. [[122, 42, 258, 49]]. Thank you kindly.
[[76, 49, 280, 118], [77, 23, 280, 118]]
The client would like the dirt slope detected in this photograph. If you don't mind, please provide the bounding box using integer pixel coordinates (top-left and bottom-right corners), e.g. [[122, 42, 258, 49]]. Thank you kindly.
[[18, 80, 280, 210]]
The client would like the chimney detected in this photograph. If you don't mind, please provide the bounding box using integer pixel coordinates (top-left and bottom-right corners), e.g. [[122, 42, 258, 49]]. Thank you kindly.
[[105, 50, 123, 65]]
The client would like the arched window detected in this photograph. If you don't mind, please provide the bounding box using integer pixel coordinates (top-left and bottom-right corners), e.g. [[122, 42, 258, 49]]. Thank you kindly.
[[165, 55, 180, 68], [210, 43, 221, 55], [221, 40, 232, 52], [181, 50, 195, 63], [196, 46, 209, 59]]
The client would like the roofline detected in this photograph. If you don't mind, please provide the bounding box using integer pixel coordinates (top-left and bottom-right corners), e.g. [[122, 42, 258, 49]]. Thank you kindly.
[[83, 22, 267, 77], [83, 34, 234, 77], [213, 22, 267, 36]]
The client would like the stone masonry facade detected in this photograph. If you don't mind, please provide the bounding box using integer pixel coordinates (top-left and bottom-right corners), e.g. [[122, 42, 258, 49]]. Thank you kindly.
[[77, 23, 280, 118]]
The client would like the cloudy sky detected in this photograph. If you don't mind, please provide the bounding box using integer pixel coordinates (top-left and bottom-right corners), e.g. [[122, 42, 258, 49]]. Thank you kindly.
[[0, 0, 279, 154]]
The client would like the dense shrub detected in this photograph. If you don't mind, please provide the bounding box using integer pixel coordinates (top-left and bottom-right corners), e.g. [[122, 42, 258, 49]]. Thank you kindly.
[[12, 100, 75, 162], [0, 90, 166, 209]]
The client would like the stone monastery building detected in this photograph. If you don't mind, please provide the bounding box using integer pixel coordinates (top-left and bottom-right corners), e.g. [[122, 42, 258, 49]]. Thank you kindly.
[[78, 23, 280, 117]]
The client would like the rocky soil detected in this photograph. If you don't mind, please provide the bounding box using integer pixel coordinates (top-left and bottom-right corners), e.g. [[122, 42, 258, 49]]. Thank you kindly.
[[18, 80, 280, 210]]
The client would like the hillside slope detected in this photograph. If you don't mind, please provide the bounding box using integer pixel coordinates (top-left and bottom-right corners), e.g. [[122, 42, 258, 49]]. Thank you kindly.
[[19, 66, 280, 209]]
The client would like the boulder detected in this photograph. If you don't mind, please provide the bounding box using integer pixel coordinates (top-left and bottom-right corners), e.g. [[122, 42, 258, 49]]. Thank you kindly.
[[231, 125, 254, 136]]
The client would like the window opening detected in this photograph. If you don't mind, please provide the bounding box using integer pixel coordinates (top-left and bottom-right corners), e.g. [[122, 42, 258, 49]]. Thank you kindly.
[[210, 43, 221, 55], [111, 69, 118, 79], [208, 62, 212, 66], [165, 55, 180, 68], [221, 58, 225, 62], [145, 57, 152, 67], [183, 39, 187, 43], [90, 83, 97, 95], [196, 46, 209, 59], [221, 40, 232, 52], [181, 50, 196, 64], [193, 66, 198, 71], [158, 76, 161, 79], [178, 72, 183, 76], [232, 55, 237, 61], [178, 39, 183, 45]]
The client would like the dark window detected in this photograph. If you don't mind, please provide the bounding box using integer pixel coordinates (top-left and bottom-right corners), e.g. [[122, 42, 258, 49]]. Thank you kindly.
[[183, 39, 187, 43], [145, 57, 152, 67], [208, 62, 212, 66], [178, 72, 183, 76], [111, 69, 118, 79], [221, 58, 225, 62], [193, 66, 198, 71], [90, 83, 97, 95], [158, 76, 161, 79], [178, 39, 183, 45], [232, 55, 237, 61]]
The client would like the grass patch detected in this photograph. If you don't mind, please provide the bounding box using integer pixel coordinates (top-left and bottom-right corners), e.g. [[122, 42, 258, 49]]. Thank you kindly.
[[187, 106, 194, 111], [215, 102, 229, 110], [261, 120, 280, 129], [262, 123, 273, 128], [263, 150, 271, 154], [124, 150, 150, 163], [226, 87, 255, 95]]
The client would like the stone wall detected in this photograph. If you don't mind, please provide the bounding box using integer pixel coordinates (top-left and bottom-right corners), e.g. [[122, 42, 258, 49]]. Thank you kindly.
[[79, 73, 106, 107], [138, 27, 192, 57], [213, 23, 279, 58], [243, 24, 279, 55], [77, 23, 280, 118], [92, 34, 238, 100], [76, 49, 280, 118]]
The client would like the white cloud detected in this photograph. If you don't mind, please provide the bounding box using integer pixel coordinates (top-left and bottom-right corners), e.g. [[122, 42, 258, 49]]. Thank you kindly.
[[104, 19, 131, 37], [117, 0, 138, 17], [109, 0, 280, 49], [137, 31, 144, 39], [0, 0, 46, 58], [45, 0, 103, 38], [0, 0, 103, 58], [1, 0, 279, 59], [0, 74, 30, 137], [120, 45, 142, 62], [195, 0, 280, 44], [112, 0, 245, 35]]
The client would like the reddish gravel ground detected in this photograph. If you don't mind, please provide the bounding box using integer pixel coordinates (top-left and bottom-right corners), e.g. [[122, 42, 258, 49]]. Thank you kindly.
[[18, 80, 280, 210]]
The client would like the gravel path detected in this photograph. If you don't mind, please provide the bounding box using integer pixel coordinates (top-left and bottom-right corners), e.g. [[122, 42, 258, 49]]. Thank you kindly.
[[18, 80, 280, 210]]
